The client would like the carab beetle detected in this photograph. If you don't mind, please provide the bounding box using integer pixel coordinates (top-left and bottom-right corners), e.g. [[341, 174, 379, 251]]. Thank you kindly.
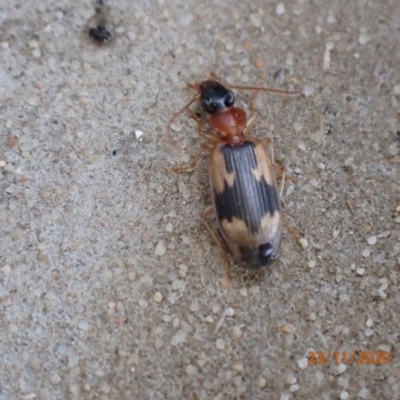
[[167, 74, 301, 280]]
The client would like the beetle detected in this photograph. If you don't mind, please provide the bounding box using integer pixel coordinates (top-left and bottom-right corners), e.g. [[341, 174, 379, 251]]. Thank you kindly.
[[167, 74, 301, 280]]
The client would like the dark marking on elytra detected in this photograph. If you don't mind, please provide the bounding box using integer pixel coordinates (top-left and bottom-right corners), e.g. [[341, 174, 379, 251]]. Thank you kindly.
[[239, 243, 278, 267], [214, 141, 280, 234]]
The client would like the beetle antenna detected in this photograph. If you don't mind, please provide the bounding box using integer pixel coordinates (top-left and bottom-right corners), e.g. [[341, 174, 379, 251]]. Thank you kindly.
[[167, 93, 201, 137], [226, 84, 302, 95]]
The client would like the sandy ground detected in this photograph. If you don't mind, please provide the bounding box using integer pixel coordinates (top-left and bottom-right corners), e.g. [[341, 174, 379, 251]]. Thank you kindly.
[[1, 0, 399, 399]]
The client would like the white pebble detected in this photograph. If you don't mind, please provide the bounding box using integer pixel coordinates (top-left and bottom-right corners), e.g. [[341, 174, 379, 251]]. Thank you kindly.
[[153, 292, 163, 303], [327, 12, 336, 24], [362, 248, 370, 257], [28, 39, 39, 48], [78, 321, 89, 331], [186, 365, 197, 376], [50, 373, 61, 385], [336, 363, 347, 374], [356, 268, 365, 276], [224, 307, 234, 317], [378, 344, 391, 352], [155, 240, 166, 256], [366, 318, 373, 327], [250, 13, 261, 28], [299, 238, 308, 248], [212, 304, 221, 314], [297, 357, 308, 369], [276, 3, 286, 15], [367, 235, 377, 245], [303, 85, 314, 97], [165, 223, 173, 232], [359, 32, 372, 45], [139, 299, 148, 308], [365, 328, 374, 337], [171, 329, 186, 346], [340, 391, 349, 400], [232, 326, 242, 337], [378, 288, 387, 299], [308, 260, 316, 269], [259, 378, 267, 388], [135, 130, 144, 141], [290, 384, 300, 392], [285, 376, 297, 385], [216, 338, 226, 350]]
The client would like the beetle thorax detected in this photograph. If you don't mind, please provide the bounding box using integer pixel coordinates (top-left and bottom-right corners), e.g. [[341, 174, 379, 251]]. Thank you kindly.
[[208, 107, 247, 145]]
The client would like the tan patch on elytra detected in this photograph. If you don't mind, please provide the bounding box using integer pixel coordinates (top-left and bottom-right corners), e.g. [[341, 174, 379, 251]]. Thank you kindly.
[[210, 145, 235, 193], [221, 217, 254, 246], [251, 141, 276, 186], [260, 211, 282, 239]]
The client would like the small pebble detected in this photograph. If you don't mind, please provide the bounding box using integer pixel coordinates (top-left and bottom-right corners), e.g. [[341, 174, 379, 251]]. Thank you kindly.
[[365, 329, 374, 337], [367, 235, 377, 245], [362, 248, 370, 257], [290, 384, 300, 393], [0, 161, 6, 167], [340, 391, 349, 400], [276, 3, 286, 15], [297, 358, 308, 369], [212, 304, 221, 314], [50, 374, 61, 385], [28, 39, 39, 49], [78, 321, 89, 331], [186, 365, 197, 376], [21, 394, 36, 400], [378, 288, 387, 299], [172, 279, 182, 291], [378, 344, 391, 352], [299, 238, 308, 248], [216, 338, 226, 350], [135, 130, 144, 141], [232, 326, 242, 337], [139, 299, 148, 308], [153, 292, 163, 303], [250, 13, 262, 28], [308, 260, 316, 269], [224, 307, 234, 317], [356, 268, 365, 276], [282, 324, 292, 333], [337, 363, 347, 374], [303, 85, 314, 97], [155, 240, 166, 256], [259, 378, 267, 389], [285, 376, 297, 385], [100, 383, 110, 393]]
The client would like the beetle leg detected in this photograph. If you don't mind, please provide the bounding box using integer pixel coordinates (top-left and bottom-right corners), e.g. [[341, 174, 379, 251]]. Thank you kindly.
[[243, 111, 257, 136], [201, 205, 232, 285], [166, 142, 212, 173], [186, 109, 222, 145]]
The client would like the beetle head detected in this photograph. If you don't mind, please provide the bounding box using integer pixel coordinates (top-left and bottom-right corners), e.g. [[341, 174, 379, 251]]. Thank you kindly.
[[198, 80, 235, 114]]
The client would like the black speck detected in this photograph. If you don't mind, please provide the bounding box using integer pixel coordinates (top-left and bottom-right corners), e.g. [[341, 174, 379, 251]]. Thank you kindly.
[[345, 96, 352, 102], [112, 150, 117, 156], [89, 25, 111, 43], [273, 68, 282, 80]]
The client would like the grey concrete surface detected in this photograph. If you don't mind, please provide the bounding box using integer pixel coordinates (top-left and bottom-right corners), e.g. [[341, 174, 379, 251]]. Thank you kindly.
[[1, 0, 399, 399]]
